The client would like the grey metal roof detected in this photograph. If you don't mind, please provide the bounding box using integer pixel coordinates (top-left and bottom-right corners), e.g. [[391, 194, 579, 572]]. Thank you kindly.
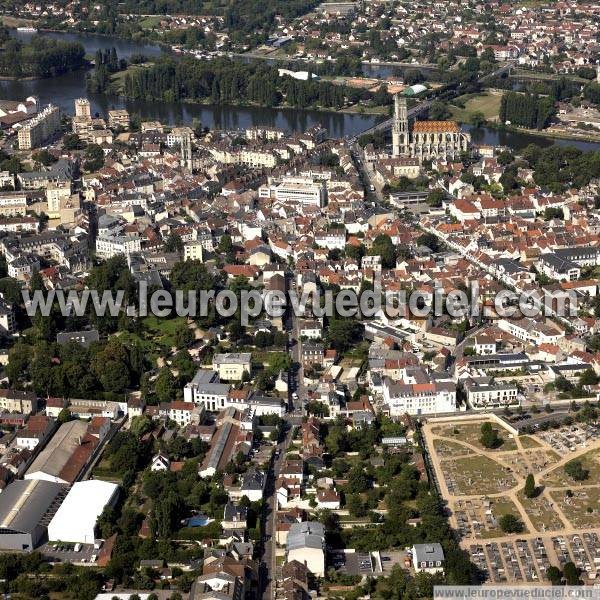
[[287, 521, 325, 552], [413, 543, 444, 563], [0, 479, 65, 534], [242, 469, 265, 491], [190, 369, 219, 386], [213, 352, 251, 365]]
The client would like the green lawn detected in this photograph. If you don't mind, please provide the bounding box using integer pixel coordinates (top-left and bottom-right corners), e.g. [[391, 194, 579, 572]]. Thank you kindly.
[[435, 422, 518, 453], [519, 435, 542, 449], [449, 92, 502, 123], [111, 63, 154, 93], [139, 16, 163, 28]]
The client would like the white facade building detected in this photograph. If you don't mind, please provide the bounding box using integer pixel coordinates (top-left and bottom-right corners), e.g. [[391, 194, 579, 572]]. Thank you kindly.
[[383, 377, 457, 416], [463, 377, 520, 410], [95, 233, 141, 259], [47, 480, 119, 544]]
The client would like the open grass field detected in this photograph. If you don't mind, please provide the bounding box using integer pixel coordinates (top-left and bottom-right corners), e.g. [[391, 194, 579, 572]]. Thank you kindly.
[[139, 16, 163, 28], [432, 421, 518, 453], [520, 435, 542, 449], [449, 91, 502, 123]]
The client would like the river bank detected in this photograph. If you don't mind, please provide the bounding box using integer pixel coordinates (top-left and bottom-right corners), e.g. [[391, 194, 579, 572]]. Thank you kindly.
[[1, 28, 600, 150], [472, 120, 600, 146]]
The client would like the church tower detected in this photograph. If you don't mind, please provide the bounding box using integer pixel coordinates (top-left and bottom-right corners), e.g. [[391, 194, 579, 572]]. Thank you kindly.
[[392, 94, 409, 157], [181, 131, 193, 172]]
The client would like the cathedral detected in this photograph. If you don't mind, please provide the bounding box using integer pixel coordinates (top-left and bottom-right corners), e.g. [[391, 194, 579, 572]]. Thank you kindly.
[[392, 94, 470, 162]]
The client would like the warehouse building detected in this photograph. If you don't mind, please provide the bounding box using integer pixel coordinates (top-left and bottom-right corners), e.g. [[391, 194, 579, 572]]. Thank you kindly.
[[0, 479, 66, 551], [24, 419, 92, 484], [47, 480, 119, 544]]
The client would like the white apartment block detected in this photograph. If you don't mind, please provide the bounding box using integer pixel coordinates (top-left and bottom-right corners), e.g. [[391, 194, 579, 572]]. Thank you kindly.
[[497, 318, 564, 346], [314, 229, 346, 250], [463, 377, 520, 410], [183, 240, 204, 262], [382, 378, 458, 416], [183, 382, 231, 411], [95, 233, 141, 259], [18, 104, 60, 150]]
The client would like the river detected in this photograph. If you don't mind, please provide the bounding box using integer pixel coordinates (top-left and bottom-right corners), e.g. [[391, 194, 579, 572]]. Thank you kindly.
[[3, 30, 600, 151], [2, 29, 381, 138]]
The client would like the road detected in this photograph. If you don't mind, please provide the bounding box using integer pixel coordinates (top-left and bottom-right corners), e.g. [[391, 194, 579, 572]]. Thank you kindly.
[[259, 275, 304, 599], [256, 60, 518, 598]]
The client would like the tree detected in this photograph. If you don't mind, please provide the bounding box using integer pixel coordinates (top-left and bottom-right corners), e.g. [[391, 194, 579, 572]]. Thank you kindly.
[[369, 234, 396, 268], [49, 399, 74, 421], [546, 565, 562, 585], [153, 491, 183, 538], [346, 465, 370, 494], [469, 111, 486, 128], [563, 562, 580, 585], [164, 233, 184, 253], [416, 232, 440, 253], [174, 321, 194, 349], [579, 369, 599, 387], [347, 493, 367, 518], [499, 513, 523, 534], [32, 149, 57, 166], [155, 367, 177, 403], [564, 459, 588, 481], [479, 422, 501, 449], [217, 234, 234, 258], [130, 415, 153, 437], [524, 473, 536, 498], [428, 100, 451, 120], [426, 188, 446, 208], [83, 143, 105, 171], [326, 319, 363, 353], [497, 150, 514, 166]]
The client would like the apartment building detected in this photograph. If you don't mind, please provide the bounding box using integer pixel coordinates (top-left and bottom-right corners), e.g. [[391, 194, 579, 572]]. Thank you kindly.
[[382, 377, 457, 416], [0, 389, 38, 414], [95, 232, 141, 259], [463, 377, 520, 410], [18, 104, 60, 150]]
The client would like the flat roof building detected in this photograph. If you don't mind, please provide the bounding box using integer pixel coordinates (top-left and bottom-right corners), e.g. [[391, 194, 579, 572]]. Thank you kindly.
[[47, 480, 119, 544], [0, 479, 66, 551]]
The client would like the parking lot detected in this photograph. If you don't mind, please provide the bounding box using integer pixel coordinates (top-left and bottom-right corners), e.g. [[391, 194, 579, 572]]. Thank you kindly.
[[329, 550, 383, 577], [41, 541, 97, 564]]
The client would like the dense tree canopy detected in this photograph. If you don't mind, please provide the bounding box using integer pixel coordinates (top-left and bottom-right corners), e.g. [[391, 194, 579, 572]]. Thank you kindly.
[[0, 36, 85, 78], [122, 57, 359, 109]]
